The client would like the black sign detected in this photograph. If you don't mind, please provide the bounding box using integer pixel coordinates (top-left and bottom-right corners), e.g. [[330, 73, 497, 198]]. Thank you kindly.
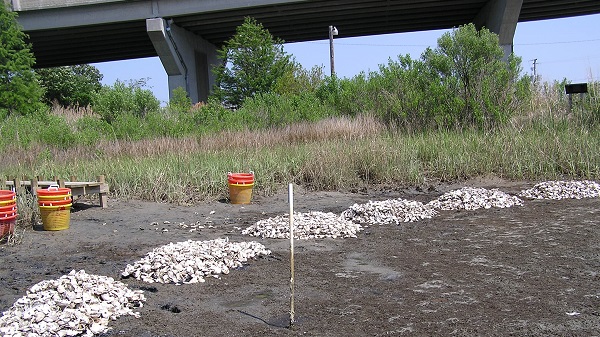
[[565, 83, 588, 94]]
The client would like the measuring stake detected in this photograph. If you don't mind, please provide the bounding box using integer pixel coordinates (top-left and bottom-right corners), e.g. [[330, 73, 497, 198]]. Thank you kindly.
[[289, 183, 295, 328]]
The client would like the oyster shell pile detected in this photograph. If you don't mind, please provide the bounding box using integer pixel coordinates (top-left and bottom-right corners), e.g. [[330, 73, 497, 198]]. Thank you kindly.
[[0, 270, 145, 337], [341, 199, 438, 225], [177, 221, 214, 233], [427, 187, 524, 211], [121, 238, 271, 284], [519, 180, 600, 200], [242, 211, 363, 239]]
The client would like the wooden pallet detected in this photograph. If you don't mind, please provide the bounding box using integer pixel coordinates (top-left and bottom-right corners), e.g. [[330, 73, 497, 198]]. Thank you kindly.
[[3, 175, 109, 208]]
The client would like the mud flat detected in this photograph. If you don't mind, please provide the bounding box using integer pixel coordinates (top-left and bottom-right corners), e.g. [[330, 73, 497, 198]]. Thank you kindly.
[[1, 181, 599, 336]]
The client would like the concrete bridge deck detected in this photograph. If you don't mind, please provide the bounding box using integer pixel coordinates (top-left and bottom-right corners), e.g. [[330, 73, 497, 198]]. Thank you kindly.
[[10, 0, 600, 103], [13, 0, 600, 68]]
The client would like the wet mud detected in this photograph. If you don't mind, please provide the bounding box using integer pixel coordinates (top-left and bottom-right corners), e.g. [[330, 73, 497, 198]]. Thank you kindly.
[[1, 181, 598, 336]]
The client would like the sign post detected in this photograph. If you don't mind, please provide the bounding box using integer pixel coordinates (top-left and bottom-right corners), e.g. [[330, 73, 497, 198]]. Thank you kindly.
[[565, 83, 588, 113]]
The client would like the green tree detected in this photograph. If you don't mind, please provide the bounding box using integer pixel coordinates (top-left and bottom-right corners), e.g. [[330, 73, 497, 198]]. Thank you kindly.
[[212, 17, 294, 108], [36, 64, 103, 107], [421, 23, 529, 128], [0, 2, 44, 116]]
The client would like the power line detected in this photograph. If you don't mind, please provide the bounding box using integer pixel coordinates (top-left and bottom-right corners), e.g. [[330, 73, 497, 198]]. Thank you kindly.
[[296, 40, 430, 47], [537, 55, 600, 64], [295, 38, 600, 48], [335, 42, 430, 47], [515, 38, 600, 46]]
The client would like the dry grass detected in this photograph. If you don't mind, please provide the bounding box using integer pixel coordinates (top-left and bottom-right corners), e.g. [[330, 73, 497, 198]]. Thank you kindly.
[[50, 102, 98, 124], [197, 114, 383, 151], [1, 115, 384, 166]]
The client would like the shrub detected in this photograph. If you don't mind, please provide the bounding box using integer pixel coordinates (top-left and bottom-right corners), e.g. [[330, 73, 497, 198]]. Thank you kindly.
[[0, 111, 76, 149], [37, 113, 77, 148], [74, 116, 111, 145], [315, 76, 343, 109], [188, 97, 239, 131], [240, 91, 337, 127], [274, 64, 325, 96], [92, 79, 160, 123], [167, 86, 192, 115]]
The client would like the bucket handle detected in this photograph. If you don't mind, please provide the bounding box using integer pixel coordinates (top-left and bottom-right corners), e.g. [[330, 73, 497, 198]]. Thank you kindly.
[[47, 184, 60, 191], [227, 171, 255, 177]]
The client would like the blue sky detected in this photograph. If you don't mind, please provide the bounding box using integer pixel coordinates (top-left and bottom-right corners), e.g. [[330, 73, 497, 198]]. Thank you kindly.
[[93, 13, 600, 105]]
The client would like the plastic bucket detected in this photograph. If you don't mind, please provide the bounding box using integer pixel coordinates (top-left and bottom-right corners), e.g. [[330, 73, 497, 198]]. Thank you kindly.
[[0, 199, 16, 207], [0, 204, 17, 213], [0, 210, 17, 218], [38, 198, 72, 207], [227, 172, 254, 204], [0, 214, 16, 239], [0, 190, 16, 201], [39, 204, 72, 231], [0, 191, 17, 239], [37, 193, 72, 201], [37, 185, 71, 199], [0, 190, 16, 208], [228, 172, 254, 184], [228, 183, 254, 204]]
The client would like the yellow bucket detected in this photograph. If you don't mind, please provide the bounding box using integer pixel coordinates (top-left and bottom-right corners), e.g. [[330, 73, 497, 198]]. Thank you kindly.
[[228, 183, 254, 204], [39, 204, 72, 231]]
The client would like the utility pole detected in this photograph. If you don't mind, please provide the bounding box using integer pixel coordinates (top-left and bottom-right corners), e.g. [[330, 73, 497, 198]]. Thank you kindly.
[[329, 26, 338, 77], [532, 58, 538, 81]]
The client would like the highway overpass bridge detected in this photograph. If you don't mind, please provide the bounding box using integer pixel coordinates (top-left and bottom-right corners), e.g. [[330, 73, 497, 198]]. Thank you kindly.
[[10, 0, 600, 103]]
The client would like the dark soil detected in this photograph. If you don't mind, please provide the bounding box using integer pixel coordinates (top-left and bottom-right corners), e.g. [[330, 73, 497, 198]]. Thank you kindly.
[[1, 180, 599, 336]]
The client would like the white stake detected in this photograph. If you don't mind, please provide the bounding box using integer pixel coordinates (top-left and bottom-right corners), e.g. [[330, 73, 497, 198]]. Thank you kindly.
[[288, 183, 295, 328]]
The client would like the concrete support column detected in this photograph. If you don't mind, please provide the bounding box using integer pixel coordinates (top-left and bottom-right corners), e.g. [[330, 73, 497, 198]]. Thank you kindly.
[[474, 0, 523, 60], [146, 17, 218, 104]]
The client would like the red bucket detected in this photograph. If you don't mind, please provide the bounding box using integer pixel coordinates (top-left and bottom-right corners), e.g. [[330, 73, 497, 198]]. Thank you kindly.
[[0, 210, 17, 218], [227, 172, 254, 204], [37, 185, 71, 197], [0, 190, 15, 201], [0, 203, 17, 213], [0, 213, 16, 239], [227, 172, 254, 185]]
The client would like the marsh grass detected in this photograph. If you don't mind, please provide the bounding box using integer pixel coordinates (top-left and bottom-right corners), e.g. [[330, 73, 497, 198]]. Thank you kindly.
[[2, 115, 597, 206]]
